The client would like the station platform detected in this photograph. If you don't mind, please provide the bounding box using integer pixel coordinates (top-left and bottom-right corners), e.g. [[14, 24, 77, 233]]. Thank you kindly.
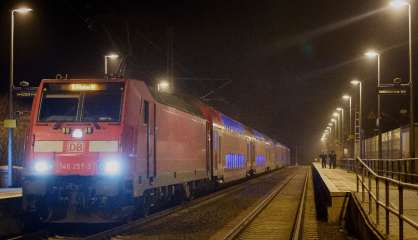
[[0, 188, 22, 200], [312, 162, 356, 193], [311, 162, 355, 224], [312, 161, 418, 239]]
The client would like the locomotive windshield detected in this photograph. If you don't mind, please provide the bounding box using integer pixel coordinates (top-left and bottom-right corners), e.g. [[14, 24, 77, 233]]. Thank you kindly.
[[38, 82, 124, 122]]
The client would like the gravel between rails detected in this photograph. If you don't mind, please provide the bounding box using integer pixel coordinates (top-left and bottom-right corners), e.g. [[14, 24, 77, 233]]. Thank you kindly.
[[232, 168, 307, 240], [111, 168, 302, 240]]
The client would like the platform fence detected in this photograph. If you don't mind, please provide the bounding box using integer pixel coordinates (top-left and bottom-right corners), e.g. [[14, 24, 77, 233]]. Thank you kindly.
[[339, 158, 418, 183], [351, 157, 418, 240]]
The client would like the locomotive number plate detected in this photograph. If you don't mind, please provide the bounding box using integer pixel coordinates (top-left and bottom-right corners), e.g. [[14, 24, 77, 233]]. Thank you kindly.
[[65, 141, 86, 153]]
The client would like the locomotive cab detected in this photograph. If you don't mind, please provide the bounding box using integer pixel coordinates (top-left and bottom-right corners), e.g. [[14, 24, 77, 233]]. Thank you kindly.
[[22, 79, 132, 222]]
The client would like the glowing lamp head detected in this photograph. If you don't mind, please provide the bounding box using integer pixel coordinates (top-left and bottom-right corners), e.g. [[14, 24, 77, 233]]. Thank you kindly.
[[331, 118, 337, 123], [351, 80, 361, 85], [105, 54, 119, 59], [14, 7, 33, 14], [390, 0, 409, 8], [342, 95, 351, 100], [336, 107, 343, 111], [364, 50, 379, 59], [72, 129, 83, 138], [332, 112, 339, 117], [157, 80, 170, 92]]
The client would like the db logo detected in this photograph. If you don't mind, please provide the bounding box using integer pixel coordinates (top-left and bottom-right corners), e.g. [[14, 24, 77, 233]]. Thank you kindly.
[[66, 141, 85, 153]]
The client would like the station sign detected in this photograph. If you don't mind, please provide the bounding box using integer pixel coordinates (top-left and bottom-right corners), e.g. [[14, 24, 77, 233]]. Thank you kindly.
[[14, 87, 37, 98], [377, 84, 409, 95]]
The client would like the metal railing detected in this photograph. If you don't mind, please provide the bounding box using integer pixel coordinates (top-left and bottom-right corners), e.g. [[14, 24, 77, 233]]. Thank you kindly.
[[339, 158, 418, 183], [354, 157, 418, 239], [364, 158, 418, 183], [338, 158, 355, 171]]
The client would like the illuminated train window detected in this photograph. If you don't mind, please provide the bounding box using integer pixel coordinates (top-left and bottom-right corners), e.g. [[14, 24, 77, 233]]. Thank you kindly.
[[225, 153, 245, 169], [256, 155, 266, 166]]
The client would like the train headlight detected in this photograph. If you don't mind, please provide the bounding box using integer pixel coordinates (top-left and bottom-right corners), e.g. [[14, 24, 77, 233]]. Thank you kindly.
[[33, 160, 52, 174], [102, 159, 122, 176], [72, 129, 83, 138]]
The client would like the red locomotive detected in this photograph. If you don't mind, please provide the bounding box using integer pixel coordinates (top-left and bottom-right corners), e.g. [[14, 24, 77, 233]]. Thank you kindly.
[[22, 78, 290, 223]]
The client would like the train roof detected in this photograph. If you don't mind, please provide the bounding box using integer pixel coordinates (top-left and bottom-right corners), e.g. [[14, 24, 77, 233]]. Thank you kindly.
[[147, 81, 279, 144]]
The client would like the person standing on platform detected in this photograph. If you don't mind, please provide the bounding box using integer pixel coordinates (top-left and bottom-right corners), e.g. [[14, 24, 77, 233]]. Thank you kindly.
[[319, 152, 327, 168], [328, 151, 332, 169], [329, 150, 337, 169]]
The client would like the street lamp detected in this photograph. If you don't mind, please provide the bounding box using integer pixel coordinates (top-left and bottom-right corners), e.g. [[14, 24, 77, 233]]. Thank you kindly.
[[157, 80, 170, 92], [389, 0, 415, 159], [365, 50, 382, 159], [104, 53, 119, 75], [390, 0, 409, 8], [6, 7, 33, 187], [342, 95, 352, 137], [337, 107, 344, 145], [343, 95, 353, 157], [351, 79, 363, 158]]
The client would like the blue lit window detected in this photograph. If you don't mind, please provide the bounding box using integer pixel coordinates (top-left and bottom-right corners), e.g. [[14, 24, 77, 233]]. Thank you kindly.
[[256, 155, 266, 166], [221, 115, 245, 134], [225, 153, 246, 169]]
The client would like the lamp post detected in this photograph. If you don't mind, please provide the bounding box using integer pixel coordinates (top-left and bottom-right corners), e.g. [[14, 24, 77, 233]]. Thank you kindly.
[[337, 107, 345, 155], [365, 50, 382, 159], [104, 53, 119, 75], [351, 79, 363, 158], [331, 118, 338, 149], [7, 7, 32, 187], [333, 112, 341, 144], [343, 95, 353, 157], [390, 0, 415, 159], [327, 123, 333, 146]]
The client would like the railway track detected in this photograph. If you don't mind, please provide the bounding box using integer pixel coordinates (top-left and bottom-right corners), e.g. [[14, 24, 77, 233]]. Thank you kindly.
[[5, 178, 250, 240], [221, 168, 312, 240], [79, 168, 298, 240], [7, 167, 310, 240]]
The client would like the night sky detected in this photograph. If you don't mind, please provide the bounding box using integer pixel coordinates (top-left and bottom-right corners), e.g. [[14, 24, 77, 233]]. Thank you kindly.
[[0, 0, 415, 163]]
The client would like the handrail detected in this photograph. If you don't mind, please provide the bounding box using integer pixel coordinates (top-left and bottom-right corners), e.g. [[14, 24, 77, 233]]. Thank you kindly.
[[362, 158, 418, 161], [340, 158, 418, 184], [356, 157, 418, 190], [354, 157, 418, 239]]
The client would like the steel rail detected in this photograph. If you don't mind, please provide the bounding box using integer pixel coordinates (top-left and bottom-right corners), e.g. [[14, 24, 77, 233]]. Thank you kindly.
[[220, 174, 297, 240], [291, 169, 310, 240], [80, 169, 287, 240], [221, 170, 309, 240]]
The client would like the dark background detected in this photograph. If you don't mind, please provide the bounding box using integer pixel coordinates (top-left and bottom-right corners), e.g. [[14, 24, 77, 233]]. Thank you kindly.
[[0, 0, 415, 164]]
